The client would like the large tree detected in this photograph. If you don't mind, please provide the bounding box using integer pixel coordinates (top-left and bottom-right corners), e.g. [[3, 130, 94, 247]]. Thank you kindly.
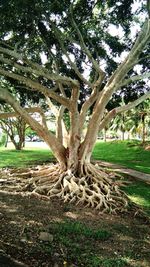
[[0, 0, 150, 212]]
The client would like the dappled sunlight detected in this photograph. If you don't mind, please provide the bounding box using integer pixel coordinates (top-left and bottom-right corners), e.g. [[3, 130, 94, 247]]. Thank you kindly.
[[0, 200, 19, 213], [128, 195, 150, 208], [118, 235, 134, 242], [64, 211, 78, 219]]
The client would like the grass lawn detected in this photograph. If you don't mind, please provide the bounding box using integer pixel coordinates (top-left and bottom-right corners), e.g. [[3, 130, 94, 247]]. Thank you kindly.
[[93, 140, 150, 174], [0, 146, 53, 168], [1, 140, 150, 172]]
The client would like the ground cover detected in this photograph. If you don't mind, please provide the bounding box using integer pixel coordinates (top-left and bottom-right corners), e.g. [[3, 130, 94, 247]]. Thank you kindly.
[[0, 191, 150, 267]]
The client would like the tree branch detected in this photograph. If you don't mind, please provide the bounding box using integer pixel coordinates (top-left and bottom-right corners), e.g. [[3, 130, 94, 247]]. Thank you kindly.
[[79, 87, 100, 131], [70, 4, 105, 87], [0, 46, 79, 87], [103, 19, 150, 96], [50, 22, 91, 87], [46, 96, 69, 146], [0, 86, 67, 164], [99, 91, 150, 131], [120, 72, 150, 87], [0, 67, 71, 109], [80, 17, 150, 158], [0, 107, 42, 119]]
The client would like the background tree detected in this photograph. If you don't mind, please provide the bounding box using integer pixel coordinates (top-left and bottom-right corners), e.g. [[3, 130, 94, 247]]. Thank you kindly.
[[0, 114, 26, 150], [135, 99, 150, 143], [0, 0, 150, 213]]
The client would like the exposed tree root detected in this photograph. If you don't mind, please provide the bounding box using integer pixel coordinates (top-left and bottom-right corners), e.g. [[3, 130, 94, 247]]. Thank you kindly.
[[0, 163, 129, 213]]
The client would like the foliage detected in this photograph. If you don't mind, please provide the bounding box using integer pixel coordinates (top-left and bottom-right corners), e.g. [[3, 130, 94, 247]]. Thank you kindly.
[[109, 99, 150, 142], [0, 0, 149, 160], [25, 127, 38, 141], [0, 0, 149, 108], [0, 133, 6, 146]]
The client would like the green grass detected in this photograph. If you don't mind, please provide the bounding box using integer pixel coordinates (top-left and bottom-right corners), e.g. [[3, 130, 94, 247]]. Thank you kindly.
[[123, 180, 150, 214], [1, 140, 150, 172], [38, 220, 129, 267], [93, 140, 150, 174], [0, 147, 53, 168], [49, 220, 111, 241]]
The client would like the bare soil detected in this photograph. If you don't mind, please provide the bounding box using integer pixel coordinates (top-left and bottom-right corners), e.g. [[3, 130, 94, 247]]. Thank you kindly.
[[0, 168, 150, 267]]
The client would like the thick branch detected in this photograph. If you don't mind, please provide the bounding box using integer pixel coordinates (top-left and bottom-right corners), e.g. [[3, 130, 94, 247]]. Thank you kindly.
[[68, 86, 80, 170], [0, 46, 79, 87], [92, 18, 150, 107], [0, 87, 66, 165], [0, 107, 42, 119], [45, 96, 68, 147], [80, 18, 150, 159], [79, 87, 100, 131], [56, 106, 68, 146], [0, 67, 71, 109], [46, 96, 59, 116]]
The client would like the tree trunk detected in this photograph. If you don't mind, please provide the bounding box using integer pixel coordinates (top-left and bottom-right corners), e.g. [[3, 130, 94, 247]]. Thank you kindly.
[[104, 128, 107, 142], [0, 88, 67, 167], [122, 131, 125, 141], [0, 88, 128, 213], [4, 134, 8, 147], [142, 114, 146, 144]]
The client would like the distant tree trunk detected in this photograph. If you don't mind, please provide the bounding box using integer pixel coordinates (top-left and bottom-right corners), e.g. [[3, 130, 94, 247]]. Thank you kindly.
[[0, 117, 26, 150], [122, 130, 125, 141], [141, 113, 146, 144], [4, 133, 8, 147], [104, 128, 107, 142], [127, 131, 131, 140]]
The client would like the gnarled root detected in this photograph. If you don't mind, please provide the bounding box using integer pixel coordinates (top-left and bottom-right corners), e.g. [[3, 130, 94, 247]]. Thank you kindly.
[[0, 163, 128, 213], [46, 163, 128, 213]]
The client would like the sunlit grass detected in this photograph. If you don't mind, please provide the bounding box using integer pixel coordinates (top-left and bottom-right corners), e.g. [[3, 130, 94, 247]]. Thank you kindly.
[[129, 195, 147, 206], [93, 140, 150, 174], [0, 146, 53, 168], [123, 180, 150, 214], [1, 140, 150, 173]]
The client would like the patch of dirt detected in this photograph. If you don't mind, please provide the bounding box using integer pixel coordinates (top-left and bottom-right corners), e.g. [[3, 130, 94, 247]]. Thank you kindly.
[[0, 168, 150, 267]]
